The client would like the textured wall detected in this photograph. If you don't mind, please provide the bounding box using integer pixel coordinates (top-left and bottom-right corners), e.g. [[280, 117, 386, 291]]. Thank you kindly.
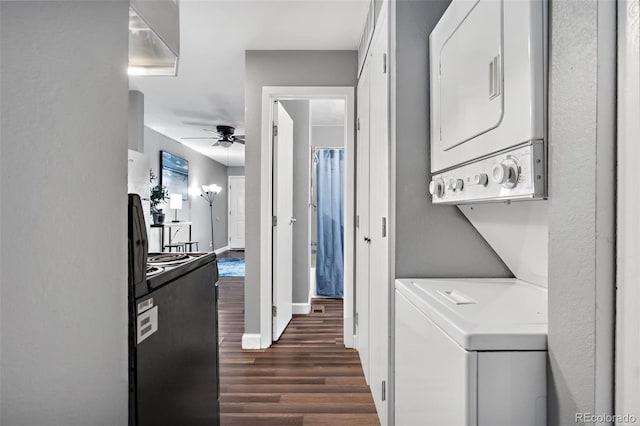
[[244, 50, 357, 334], [393, 0, 511, 279], [547, 0, 615, 423], [1, 2, 129, 423]]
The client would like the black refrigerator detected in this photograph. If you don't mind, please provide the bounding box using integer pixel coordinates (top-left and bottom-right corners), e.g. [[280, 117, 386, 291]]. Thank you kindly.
[[128, 194, 220, 426]]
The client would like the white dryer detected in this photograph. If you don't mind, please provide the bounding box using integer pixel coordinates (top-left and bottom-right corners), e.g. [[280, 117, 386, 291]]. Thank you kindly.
[[428, 0, 547, 204], [394, 278, 547, 426]]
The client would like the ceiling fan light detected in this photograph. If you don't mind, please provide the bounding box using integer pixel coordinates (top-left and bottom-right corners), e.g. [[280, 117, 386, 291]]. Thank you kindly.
[[219, 140, 233, 148]]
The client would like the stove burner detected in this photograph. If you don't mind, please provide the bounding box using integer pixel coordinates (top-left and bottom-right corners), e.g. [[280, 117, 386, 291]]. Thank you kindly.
[[146, 265, 164, 277], [148, 253, 189, 265]]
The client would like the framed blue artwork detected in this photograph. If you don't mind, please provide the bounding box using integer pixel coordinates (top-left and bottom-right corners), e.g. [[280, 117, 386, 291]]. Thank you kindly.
[[160, 151, 189, 201]]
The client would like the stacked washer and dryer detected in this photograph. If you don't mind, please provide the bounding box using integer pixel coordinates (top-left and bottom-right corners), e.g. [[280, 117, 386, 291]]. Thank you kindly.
[[395, 0, 548, 425]]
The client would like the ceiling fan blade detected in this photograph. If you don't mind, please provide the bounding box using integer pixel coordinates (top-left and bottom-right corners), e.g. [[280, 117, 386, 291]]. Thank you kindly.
[[234, 139, 245, 145], [181, 137, 219, 140]]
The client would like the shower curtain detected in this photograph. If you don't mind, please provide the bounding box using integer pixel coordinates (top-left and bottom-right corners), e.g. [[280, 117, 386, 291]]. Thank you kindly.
[[315, 149, 344, 297]]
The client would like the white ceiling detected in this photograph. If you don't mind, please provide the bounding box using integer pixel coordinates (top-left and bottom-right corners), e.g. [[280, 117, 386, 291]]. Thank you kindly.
[[129, 0, 370, 167]]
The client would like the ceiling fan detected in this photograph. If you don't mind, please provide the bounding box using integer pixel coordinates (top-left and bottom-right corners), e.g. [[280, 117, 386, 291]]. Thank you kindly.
[[182, 125, 245, 148]]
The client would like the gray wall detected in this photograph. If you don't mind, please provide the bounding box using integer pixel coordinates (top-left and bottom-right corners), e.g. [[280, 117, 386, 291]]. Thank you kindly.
[[1, 2, 129, 424], [227, 167, 245, 177], [144, 127, 229, 251], [547, 0, 615, 422], [312, 126, 344, 148], [245, 50, 358, 333], [392, 0, 511, 279], [281, 100, 311, 304]]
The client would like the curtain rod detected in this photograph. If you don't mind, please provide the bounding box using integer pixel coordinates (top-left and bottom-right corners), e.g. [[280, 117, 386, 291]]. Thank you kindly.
[[312, 146, 345, 151]]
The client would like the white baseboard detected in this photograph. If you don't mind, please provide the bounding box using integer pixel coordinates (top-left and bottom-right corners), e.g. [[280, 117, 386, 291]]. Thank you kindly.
[[292, 303, 311, 315], [214, 245, 230, 255], [241, 333, 261, 350]]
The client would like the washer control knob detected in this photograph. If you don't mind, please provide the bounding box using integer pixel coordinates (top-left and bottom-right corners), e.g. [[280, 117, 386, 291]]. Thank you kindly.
[[428, 179, 445, 198], [453, 179, 464, 191], [473, 173, 489, 186], [491, 159, 519, 189]]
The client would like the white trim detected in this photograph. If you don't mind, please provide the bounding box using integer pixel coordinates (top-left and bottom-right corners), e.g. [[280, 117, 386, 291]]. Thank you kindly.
[[260, 86, 356, 349], [241, 333, 261, 350], [292, 303, 311, 315], [616, 0, 640, 420], [214, 245, 230, 255]]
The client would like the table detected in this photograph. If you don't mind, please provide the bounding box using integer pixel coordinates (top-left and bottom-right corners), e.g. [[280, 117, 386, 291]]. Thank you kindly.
[[150, 221, 192, 252]]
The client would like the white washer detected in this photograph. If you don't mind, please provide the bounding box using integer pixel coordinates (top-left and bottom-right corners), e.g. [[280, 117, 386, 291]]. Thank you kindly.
[[395, 278, 547, 426]]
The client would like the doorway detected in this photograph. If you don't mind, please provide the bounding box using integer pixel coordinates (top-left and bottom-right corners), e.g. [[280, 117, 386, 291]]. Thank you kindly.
[[228, 176, 245, 250], [258, 87, 355, 349]]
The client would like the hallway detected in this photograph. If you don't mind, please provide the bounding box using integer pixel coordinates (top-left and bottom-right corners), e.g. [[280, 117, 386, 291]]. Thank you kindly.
[[217, 255, 378, 426]]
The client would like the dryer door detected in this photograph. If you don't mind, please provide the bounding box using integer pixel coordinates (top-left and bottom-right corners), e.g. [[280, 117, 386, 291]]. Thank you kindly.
[[439, 0, 503, 152]]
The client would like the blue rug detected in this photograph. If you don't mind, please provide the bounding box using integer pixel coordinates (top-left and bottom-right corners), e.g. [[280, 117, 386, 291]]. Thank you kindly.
[[218, 258, 245, 277]]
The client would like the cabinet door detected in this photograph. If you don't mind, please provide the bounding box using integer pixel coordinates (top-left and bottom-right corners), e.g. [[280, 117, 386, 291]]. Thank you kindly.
[[439, 0, 503, 151], [356, 59, 371, 382], [395, 291, 477, 426]]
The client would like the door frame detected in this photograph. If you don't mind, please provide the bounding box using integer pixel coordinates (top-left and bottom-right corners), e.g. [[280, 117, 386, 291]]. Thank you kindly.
[[616, 0, 640, 418], [259, 86, 355, 349], [228, 175, 245, 249]]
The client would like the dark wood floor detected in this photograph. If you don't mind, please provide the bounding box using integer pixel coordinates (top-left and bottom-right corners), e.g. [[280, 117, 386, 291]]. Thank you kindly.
[[217, 252, 379, 426]]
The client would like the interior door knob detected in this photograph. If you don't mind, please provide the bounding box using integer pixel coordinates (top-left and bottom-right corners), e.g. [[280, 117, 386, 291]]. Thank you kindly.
[[289, 217, 297, 224]]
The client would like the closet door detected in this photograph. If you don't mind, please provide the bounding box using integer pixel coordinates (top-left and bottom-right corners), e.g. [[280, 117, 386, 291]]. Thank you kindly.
[[368, 9, 390, 425], [356, 60, 372, 383]]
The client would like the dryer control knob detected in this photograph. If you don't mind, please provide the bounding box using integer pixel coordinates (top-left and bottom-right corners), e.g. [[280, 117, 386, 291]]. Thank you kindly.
[[492, 160, 519, 189], [428, 179, 445, 198], [473, 173, 488, 186], [492, 164, 509, 184], [446, 179, 455, 191]]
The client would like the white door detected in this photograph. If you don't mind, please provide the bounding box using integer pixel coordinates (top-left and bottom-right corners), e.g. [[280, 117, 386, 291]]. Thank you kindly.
[[368, 11, 390, 424], [228, 176, 245, 249], [272, 101, 294, 341], [356, 60, 371, 382]]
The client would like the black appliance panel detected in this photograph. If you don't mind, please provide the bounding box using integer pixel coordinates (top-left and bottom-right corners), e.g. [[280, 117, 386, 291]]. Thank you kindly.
[[135, 261, 219, 426]]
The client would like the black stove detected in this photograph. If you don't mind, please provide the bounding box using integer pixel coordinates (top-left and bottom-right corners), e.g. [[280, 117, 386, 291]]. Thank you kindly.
[[128, 194, 220, 426], [147, 252, 190, 265], [142, 251, 217, 298]]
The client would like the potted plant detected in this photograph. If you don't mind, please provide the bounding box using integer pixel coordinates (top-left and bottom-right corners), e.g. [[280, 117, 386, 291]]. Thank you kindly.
[[149, 169, 168, 225]]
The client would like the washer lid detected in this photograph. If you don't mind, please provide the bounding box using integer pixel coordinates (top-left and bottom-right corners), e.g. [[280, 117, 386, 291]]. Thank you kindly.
[[395, 278, 547, 351]]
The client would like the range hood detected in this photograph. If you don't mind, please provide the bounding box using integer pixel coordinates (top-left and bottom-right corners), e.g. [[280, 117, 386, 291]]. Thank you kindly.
[[128, 0, 180, 77]]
